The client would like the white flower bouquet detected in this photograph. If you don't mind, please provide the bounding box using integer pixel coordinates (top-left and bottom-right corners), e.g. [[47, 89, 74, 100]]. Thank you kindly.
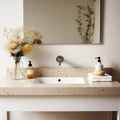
[[5, 27, 42, 61], [4, 27, 42, 79]]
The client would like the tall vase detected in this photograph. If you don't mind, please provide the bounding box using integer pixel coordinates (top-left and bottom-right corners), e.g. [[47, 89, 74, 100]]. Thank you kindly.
[[12, 57, 24, 80]]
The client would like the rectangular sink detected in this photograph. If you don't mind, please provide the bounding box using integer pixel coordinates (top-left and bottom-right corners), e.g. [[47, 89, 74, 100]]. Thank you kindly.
[[34, 77, 85, 84]]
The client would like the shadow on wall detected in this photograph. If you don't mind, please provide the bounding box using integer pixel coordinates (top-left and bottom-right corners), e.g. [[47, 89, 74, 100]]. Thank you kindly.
[[9, 112, 108, 120], [26, 45, 53, 67], [100, 0, 105, 44], [112, 68, 120, 82], [111, 63, 120, 82], [64, 59, 81, 67]]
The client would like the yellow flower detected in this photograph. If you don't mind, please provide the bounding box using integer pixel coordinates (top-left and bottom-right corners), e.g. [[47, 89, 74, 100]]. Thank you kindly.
[[22, 44, 32, 54], [9, 40, 19, 44], [6, 40, 19, 51]]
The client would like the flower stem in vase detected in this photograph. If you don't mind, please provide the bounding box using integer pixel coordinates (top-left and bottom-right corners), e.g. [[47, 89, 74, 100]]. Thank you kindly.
[[12, 57, 24, 80]]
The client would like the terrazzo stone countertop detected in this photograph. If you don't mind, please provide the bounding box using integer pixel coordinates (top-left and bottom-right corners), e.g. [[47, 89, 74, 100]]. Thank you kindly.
[[0, 78, 120, 96], [2, 67, 120, 96]]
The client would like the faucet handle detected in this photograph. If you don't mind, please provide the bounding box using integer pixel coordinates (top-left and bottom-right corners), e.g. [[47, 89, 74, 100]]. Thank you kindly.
[[56, 55, 64, 66]]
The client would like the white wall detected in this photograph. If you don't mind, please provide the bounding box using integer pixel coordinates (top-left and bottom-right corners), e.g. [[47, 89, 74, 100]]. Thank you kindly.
[[0, 0, 23, 78], [0, 0, 120, 120]]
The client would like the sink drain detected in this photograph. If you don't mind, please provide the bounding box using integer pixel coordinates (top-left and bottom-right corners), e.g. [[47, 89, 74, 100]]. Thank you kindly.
[[58, 79, 61, 82]]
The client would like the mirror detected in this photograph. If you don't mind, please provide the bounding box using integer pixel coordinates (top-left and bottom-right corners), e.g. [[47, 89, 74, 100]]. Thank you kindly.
[[24, 0, 101, 44]]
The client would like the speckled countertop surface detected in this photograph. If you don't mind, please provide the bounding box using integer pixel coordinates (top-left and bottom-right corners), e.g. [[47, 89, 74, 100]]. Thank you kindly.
[[2, 67, 120, 96], [0, 78, 120, 96]]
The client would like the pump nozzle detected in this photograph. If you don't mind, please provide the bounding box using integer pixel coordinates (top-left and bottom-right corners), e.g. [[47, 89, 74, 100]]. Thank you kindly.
[[28, 61, 32, 67], [95, 57, 101, 63]]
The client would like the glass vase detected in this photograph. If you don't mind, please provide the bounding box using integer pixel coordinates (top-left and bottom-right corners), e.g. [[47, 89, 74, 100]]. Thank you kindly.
[[11, 57, 25, 80]]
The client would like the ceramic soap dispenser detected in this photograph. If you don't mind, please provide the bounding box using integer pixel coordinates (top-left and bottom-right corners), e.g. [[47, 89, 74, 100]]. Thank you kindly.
[[93, 57, 105, 76]]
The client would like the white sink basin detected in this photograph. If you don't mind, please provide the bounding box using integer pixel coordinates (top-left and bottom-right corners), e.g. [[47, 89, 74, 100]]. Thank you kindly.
[[34, 77, 85, 84]]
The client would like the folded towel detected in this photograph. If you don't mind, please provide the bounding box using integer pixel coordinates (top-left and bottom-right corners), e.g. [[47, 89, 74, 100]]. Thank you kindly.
[[88, 73, 112, 82]]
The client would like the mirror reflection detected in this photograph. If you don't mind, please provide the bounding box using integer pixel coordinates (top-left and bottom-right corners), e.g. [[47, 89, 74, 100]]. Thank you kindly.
[[24, 0, 101, 44]]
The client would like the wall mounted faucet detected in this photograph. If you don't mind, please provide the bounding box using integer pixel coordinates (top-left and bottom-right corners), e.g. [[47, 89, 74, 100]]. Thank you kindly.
[[56, 55, 64, 66]]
